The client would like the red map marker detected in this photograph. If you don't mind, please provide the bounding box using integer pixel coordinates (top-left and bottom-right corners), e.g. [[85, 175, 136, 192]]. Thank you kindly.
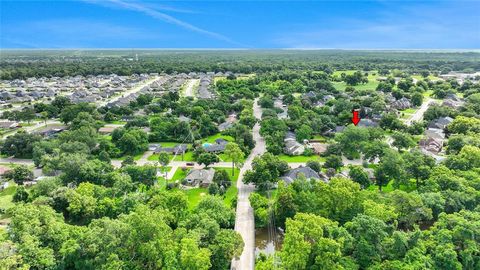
[[352, 109, 360, 126]]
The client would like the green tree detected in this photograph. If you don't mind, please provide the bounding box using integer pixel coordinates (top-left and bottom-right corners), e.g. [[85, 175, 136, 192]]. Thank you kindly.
[[296, 124, 313, 142], [335, 125, 370, 158], [1, 131, 42, 158], [12, 186, 30, 202], [349, 165, 371, 188], [4, 165, 33, 185], [306, 160, 321, 173], [244, 153, 288, 190], [224, 142, 244, 176], [324, 155, 343, 171], [411, 92, 423, 107], [403, 150, 435, 188], [391, 132, 415, 152], [197, 152, 220, 168], [40, 111, 49, 126], [374, 150, 407, 191], [158, 152, 170, 178]]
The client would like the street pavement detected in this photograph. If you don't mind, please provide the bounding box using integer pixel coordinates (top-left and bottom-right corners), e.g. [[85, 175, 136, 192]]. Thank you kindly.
[[405, 98, 436, 126], [231, 98, 265, 270]]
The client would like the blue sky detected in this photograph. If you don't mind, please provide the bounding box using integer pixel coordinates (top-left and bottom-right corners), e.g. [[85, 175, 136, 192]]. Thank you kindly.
[[1, 0, 479, 49]]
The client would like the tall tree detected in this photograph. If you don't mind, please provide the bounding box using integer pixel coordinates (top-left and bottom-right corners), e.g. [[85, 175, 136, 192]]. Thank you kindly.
[[158, 152, 170, 179], [224, 142, 244, 176]]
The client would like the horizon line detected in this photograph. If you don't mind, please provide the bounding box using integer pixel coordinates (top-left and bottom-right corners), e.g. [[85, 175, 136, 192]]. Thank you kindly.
[[1, 48, 479, 52]]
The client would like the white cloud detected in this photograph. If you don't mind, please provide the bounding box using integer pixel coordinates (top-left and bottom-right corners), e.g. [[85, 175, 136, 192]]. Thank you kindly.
[[82, 0, 246, 46]]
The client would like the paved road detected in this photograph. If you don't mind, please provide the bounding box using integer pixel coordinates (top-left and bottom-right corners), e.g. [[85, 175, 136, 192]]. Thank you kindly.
[[183, 79, 199, 98], [1, 120, 63, 140], [98, 76, 163, 107], [231, 98, 264, 270], [405, 98, 436, 126]]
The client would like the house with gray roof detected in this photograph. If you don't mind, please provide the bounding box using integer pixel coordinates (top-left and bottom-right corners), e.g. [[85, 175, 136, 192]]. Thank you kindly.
[[184, 168, 215, 187], [419, 137, 443, 154], [284, 131, 305, 155], [428, 117, 453, 130], [391, 97, 412, 110], [218, 121, 234, 131], [357, 119, 379, 128], [154, 144, 188, 155], [280, 166, 327, 185], [204, 138, 229, 153]]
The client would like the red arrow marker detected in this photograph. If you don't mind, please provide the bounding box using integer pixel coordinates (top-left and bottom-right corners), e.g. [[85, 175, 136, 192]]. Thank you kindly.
[[352, 109, 360, 126]]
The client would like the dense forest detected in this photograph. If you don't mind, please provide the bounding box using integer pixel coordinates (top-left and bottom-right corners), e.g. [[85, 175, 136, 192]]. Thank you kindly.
[[1, 50, 480, 79]]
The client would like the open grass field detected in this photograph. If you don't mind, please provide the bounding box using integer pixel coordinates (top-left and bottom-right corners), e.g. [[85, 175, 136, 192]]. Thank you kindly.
[[331, 70, 380, 91], [332, 80, 379, 91]]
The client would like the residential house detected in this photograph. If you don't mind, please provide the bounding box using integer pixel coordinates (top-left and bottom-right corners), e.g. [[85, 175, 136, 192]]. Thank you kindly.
[[357, 119, 379, 128], [391, 97, 412, 110], [184, 168, 215, 187], [442, 95, 464, 110], [0, 121, 19, 129], [98, 126, 118, 135], [284, 131, 305, 155], [302, 91, 317, 100], [425, 128, 446, 140], [154, 144, 188, 155], [204, 138, 229, 153], [428, 117, 453, 130], [280, 166, 327, 185], [34, 125, 67, 137], [309, 142, 328, 155], [218, 121, 234, 131], [419, 137, 443, 154]]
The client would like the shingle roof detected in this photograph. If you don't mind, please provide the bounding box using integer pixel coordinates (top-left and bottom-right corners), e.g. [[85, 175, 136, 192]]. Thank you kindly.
[[280, 166, 326, 185]]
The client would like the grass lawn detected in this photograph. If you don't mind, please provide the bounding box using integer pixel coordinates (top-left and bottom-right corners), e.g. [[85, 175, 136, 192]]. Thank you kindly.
[[312, 135, 328, 142], [215, 167, 240, 207], [412, 75, 441, 81], [401, 108, 417, 114], [150, 142, 182, 147], [148, 151, 195, 162], [423, 90, 434, 98], [0, 181, 17, 219], [156, 176, 167, 190], [185, 188, 208, 209], [367, 179, 417, 193], [331, 70, 379, 92], [168, 167, 240, 209], [172, 167, 191, 182], [278, 154, 326, 163], [332, 81, 379, 91], [400, 113, 412, 120], [114, 152, 144, 161], [202, 133, 234, 144], [332, 70, 357, 76], [108, 120, 127, 125]]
